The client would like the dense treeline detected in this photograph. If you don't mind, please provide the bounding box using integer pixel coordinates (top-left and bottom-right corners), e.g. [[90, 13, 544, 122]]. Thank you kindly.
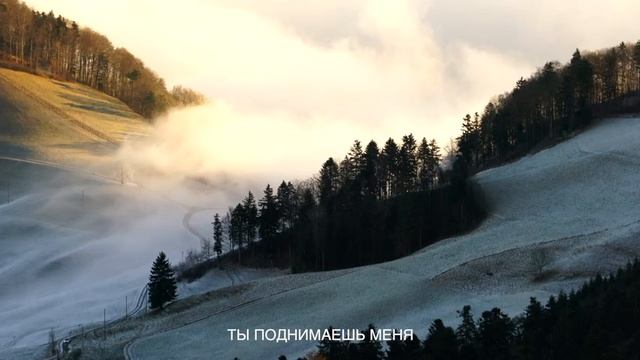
[[189, 135, 482, 275], [0, 0, 204, 118], [456, 41, 640, 171], [263, 259, 640, 360]]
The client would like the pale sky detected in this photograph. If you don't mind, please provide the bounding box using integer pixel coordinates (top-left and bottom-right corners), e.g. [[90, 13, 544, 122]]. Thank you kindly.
[[26, 0, 640, 180]]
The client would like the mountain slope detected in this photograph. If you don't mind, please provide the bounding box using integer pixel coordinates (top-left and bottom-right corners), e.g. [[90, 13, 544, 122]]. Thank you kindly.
[[0, 67, 149, 166], [120, 116, 640, 359], [0, 68, 166, 357]]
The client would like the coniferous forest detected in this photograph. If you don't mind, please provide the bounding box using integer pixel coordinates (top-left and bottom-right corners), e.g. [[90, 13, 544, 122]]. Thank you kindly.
[[0, 0, 204, 118], [179, 135, 484, 279]]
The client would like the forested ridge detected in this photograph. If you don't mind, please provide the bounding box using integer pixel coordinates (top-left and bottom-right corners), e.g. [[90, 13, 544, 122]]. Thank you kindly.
[[185, 40, 640, 277], [456, 41, 640, 171], [179, 134, 483, 279], [0, 0, 204, 118]]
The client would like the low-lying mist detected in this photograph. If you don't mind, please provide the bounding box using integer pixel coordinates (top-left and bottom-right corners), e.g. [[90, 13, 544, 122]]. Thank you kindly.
[[118, 101, 379, 203], [0, 153, 245, 349], [0, 162, 197, 347]]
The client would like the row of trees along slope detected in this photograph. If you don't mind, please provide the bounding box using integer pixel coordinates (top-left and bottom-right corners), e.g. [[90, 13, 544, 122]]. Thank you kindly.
[[0, 0, 204, 118], [457, 41, 640, 172], [180, 135, 484, 279]]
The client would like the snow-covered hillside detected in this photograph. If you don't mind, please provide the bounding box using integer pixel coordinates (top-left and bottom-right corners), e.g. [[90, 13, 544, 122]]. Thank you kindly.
[[126, 116, 640, 359], [0, 159, 281, 357]]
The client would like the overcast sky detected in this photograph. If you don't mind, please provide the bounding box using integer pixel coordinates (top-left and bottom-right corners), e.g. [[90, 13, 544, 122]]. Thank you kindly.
[[26, 0, 640, 179]]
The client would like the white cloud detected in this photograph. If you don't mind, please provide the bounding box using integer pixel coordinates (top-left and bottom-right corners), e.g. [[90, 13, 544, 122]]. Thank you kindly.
[[26, 0, 640, 182]]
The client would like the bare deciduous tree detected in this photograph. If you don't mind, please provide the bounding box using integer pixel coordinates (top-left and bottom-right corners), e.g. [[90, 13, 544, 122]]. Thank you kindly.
[[530, 247, 549, 279]]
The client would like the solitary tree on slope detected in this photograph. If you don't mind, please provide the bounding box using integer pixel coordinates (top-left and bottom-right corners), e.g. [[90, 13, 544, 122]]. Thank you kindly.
[[148, 251, 177, 310], [213, 213, 223, 258]]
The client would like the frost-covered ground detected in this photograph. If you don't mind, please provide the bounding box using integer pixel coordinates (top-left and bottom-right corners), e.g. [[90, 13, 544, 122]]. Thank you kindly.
[[0, 160, 280, 359], [3, 114, 640, 360], [125, 116, 640, 359], [0, 161, 187, 348]]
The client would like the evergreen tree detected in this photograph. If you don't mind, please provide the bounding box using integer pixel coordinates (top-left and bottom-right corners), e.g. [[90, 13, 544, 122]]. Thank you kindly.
[[363, 141, 380, 199], [417, 138, 432, 191], [259, 184, 279, 252], [570, 49, 594, 127], [291, 187, 317, 273], [398, 134, 418, 193], [318, 158, 340, 204], [423, 319, 459, 360], [242, 191, 258, 245], [349, 140, 367, 181], [276, 181, 294, 232], [456, 305, 478, 360], [230, 204, 244, 260], [147, 251, 177, 310], [380, 138, 400, 198], [339, 155, 355, 190], [518, 298, 547, 360], [213, 213, 223, 258], [457, 114, 479, 166], [476, 308, 514, 360]]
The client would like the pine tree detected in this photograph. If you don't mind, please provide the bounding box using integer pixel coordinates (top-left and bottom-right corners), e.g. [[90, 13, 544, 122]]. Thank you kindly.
[[477, 308, 514, 360], [338, 155, 354, 189], [519, 298, 547, 360], [348, 140, 367, 180], [242, 191, 258, 245], [423, 319, 459, 360], [213, 213, 223, 258], [364, 140, 380, 198], [147, 251, 177, 310], [318, 157, 340, 205], [259, 184, 279, 252], [456, 305, 478, 360], [276, 181, 295, 232], [417, 138, 432, 191], [230, 204, 244, 261], [458, 114, 477, 166], [398, 134, 418, 193], [380, 138, 400, 198]]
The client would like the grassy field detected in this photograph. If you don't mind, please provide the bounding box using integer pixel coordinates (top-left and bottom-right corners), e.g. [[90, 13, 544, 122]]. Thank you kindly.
[[0, 67, 150, 167]]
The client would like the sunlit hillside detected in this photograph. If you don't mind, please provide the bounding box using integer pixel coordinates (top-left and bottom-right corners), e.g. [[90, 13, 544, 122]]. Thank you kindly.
[[0, 67, 149, 167]]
